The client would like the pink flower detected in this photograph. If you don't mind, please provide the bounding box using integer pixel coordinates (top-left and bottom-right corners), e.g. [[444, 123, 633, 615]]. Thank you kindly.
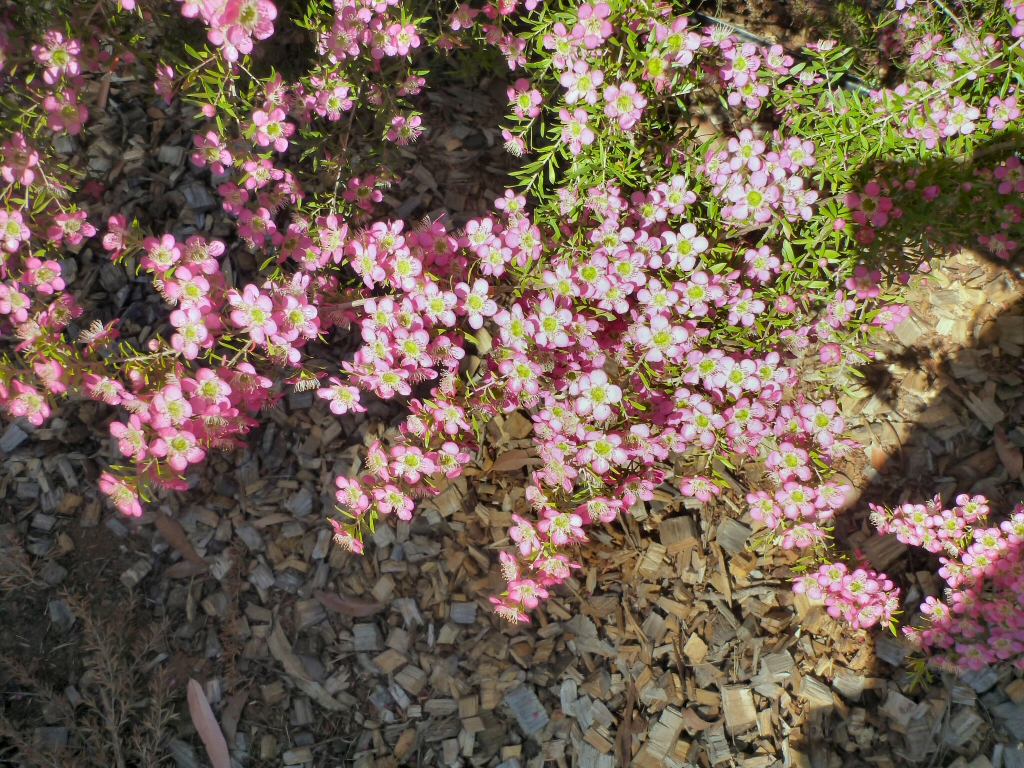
[[455, 279, 497, 329], [748, 490, 782, 528], [680, 475, 721, 503], [218, 182, 249, 215], [508, 78, 543, 118], [274, 295, 319, 341], [151, 385, 193, 429], [560, 61, 604, 105], [385, 22, 420, 55], [1, 133, 40, 185], [385, 114, 423, 145], [99, 473, 143, 517], [317, 377, 364, 414], [185, 368, 232, 413], [449, 4, 479, 30], [0, 209, 30, 252], [871, 303, 910, 332], [141, 234, 182, 272], [510, 514, 541, 556], [21, 258, 64, 294], [577, 497, 622, 524], [111, 415, 148, 461], [389, 445, 437, 483], [558, 107, 594, 155], [845, 265, 882, 299], [315, 83, 354, 120], [436, 442, 470, 477], [508, 578, 549, 610], [819, 343, 841, 364], [603, 82, 646, 130], [252, 107, 294, 151], [83, 375, 127, 405], [572, 369, 622, 420], [170, 307, 212, 359], [373, 484, 415, 520], [995, 157, 1024, 195], [536, 507, 586, 546], [329, 520, 364, 554], [238, 206, 277, 248], [532, 297, 572, 348], [192, 131, 232, 174], [988, 95, 1020, 130], [154, 64, 175, 104], [228, 284, 277, 343], [33, 359, 66, 395], [8, 381, 50, 426], [743, 245, 780, 282], [43, 89, 89, 135], [103, 214, 129, 255], [162, 266, 211, 311], [844, 182, 893, 228], [211, 0, 277, 59], [335, 476, 370, 514], [31, 31, 81, 84], [490, 595, 530, 623], [727, 289, 765, 327], [578, 431, 628, 474], [342, 176, 382, 211], [634, 315, 688, 363], [150, 427, 206, 471], [768, 441, 811, 482], [48, 210, 96, 245], [573, 2, 613, 49]]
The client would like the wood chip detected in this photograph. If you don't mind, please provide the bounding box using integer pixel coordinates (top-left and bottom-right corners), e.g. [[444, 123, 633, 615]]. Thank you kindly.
[[504, 685, 549, 735]]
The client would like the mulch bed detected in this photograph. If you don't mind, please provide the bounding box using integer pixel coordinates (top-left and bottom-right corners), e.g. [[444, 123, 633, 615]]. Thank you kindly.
[[3, 20, 1024, 768]]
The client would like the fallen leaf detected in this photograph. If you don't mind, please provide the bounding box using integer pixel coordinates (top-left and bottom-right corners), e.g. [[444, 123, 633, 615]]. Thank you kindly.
[[155, 514, 208, 571], [870, 445, 889, 475], [187, 680, 231, 768], [314, 589, 384, 617], [253, 512, 292, 528], [995, 425, 1023, 480], [165, 561, 208, 579], [220, 688, 249, 745], [490, 449, 543, 473], [267, 622, 345, 711]]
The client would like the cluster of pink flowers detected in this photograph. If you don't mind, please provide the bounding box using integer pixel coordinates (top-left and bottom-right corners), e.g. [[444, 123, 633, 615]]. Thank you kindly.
[[172, 0, 278, 61], [793, 561, 900, 631], [716, 36, 798, 111], [702, 129, 819, 226], [845, 153, 1023, 261], [1009, 0, 1024, 38], [871, 496, 1024, 670], [305, 172, 900, 621], [7, 0, 1020, 643]]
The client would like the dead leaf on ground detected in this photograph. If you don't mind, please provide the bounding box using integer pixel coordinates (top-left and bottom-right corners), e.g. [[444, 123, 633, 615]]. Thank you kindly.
[[870, 445, 889, 474], [995, 425, 1023, 480], [187, 679, 232, 768], [155, 514, 208, 571], [253, 512, 292, 528], [490, 449, 543, 473], [165, 560, 208, 579], [314, 589, 385, 617], [220, 688, 249, 745]]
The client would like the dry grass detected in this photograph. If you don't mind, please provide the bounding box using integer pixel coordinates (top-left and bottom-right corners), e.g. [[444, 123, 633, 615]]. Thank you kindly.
[[0, 571, 180, 767]]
